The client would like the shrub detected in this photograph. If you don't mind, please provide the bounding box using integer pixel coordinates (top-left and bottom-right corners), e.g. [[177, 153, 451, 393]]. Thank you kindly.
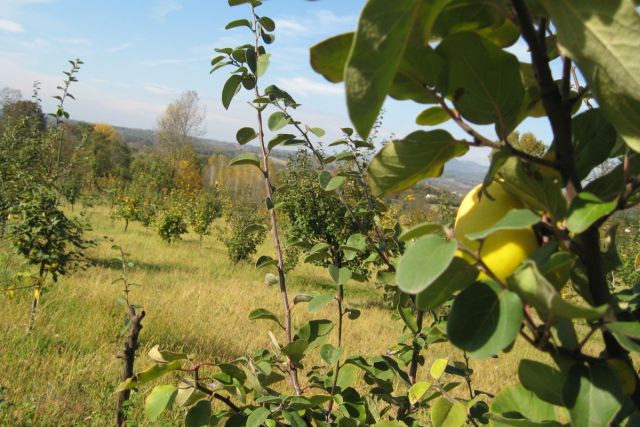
[[219, 203, 266, 263], [155, 209, 187, 243]]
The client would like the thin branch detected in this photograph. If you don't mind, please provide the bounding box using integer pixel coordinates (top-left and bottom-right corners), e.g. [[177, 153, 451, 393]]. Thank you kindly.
[[250, 5, 301, 396], [174, 374, 240, 412]]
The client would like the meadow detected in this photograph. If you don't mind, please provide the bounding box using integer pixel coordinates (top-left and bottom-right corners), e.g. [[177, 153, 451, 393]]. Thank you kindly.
[[0, 205, 569, 426]]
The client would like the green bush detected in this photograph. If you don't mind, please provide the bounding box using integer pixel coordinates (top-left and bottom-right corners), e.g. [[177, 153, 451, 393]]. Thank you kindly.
[[156, 209, 187, 244], [219, 203, 266, 263]]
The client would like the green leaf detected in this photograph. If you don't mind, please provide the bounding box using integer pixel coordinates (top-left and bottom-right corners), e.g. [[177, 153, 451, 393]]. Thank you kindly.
[[447, 281, 522, 358], [308, 294, 334, 313], [399, 222, 444, 241], [307, 126, 325, 137], [566, 192, 617, 234], [397, 235, 457, 294], [246, 407, 270, 427], [398, 303, 419, 334], [185, 399, 211, 427], [268, 111, 290, 131], [258, 17, 275, 32], [346, 233, 366, 251], [416, 106, 450, 126], [466, 209, 539, 241], [236, 127, 257, 145], [345, 0, 422, 139], [148, 345, 188, 364], [573, 109, 618, 180], [255, 255, 277, 270], [267, 133, 295, 151], [294, 319, 334, 350], [490, 384, 565, 427], [310, 32, 352, 83], [431, 397, 467, 427], [282, 410, 306, 427], [322, 176, 346, 192], [436, 31, 524, 138], [498, 157, 567, 219], [408, 381, 431, 405], [329, 265, 352, 286], [229, 153, 261, 169], [508, 261, 609, 320], [261, 32, 275, 45], [335, 151, 356, 162], [518, 360, 566, 406], [367, 130, 468, 196], [605, 321, 640, 353], [282, 340, 309, 365], [145, 384, 177, 421], [256, 53, 270, 78], [248, 308, 284, 329], [336, 363, 359, 389], [430, 358, 448, 380], [116, 360, 182, 391], [562, 363, 623, 427], [416, 257, 478, 311], [225, 19, 252, 30], [222, 75, 242, 110], [320, 344, 344, 366], [541, 0, 640, 152]]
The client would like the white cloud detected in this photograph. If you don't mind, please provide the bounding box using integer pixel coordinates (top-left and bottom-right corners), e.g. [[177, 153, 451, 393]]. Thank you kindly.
[[313, 10, 356, 27], [275, 76, 343, 97], [18, 38, 49, 50], [140, 56, 208, 67], [57, 37, 92, 47], [143, 83, 178, 96], [106, 41, 135, 53], [0, 18, 24, 33], [273, 10, 356, 37], [276, 19, 307, 35], [151, 0, 183, 22], [89, 78, 131, 89]]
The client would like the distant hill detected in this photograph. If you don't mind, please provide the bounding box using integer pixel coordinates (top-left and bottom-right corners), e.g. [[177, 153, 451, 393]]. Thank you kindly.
[[111, 124, 487, 194], [426, 158, 487, 194], [113, 125, 290, 165]]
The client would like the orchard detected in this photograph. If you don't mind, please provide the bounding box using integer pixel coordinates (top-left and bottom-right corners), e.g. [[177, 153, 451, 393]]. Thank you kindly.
[[1, 0, 639, 426]]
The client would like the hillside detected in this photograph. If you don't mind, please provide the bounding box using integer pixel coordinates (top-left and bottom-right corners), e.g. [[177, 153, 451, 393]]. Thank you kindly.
[[112, 125, 487, 194]]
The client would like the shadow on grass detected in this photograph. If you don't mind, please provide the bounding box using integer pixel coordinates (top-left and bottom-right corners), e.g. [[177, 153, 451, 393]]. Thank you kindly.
[[89, 257, 190, 274]]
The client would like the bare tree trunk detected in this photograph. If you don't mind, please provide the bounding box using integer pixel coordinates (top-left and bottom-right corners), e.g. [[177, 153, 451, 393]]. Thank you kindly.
[[116, 306, 145, 427]]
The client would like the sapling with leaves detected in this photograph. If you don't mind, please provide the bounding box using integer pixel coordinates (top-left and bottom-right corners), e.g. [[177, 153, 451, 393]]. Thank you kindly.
[[118, 1, 640, 425], [6, 188, 92, 331], [310, 0, 640, 424]]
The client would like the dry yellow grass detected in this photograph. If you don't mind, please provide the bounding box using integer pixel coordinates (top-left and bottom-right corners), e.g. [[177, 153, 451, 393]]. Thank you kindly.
[[0, 206, 592, 426]]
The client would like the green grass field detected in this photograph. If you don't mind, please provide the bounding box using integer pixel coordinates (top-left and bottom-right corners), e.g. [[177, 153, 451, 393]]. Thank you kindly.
[[0, 206, 571, 426]]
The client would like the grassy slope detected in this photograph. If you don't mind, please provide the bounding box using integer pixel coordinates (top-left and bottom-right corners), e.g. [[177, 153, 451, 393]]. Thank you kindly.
[[0, 206, 557, 426]]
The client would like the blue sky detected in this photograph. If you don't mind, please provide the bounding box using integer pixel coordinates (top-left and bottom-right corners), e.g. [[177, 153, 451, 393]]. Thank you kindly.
[[0, 0, 554, 165]]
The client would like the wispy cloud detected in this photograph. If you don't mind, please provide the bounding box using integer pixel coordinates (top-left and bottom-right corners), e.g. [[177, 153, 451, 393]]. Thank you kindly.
[[274, 10, 356, 37], [151, 0, 182, 22], [57, 37, 92, 46], [106, 41, 135, 53], [17, 38, 49, 50], [0, 18, 24, 33], [143, 82, 178, 96], [276, 19, 307, 35], [276, 76, 343, 97], [89, 77, 131, 89], [0, 0, 56, 14], [140, 56, 208, 67]]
